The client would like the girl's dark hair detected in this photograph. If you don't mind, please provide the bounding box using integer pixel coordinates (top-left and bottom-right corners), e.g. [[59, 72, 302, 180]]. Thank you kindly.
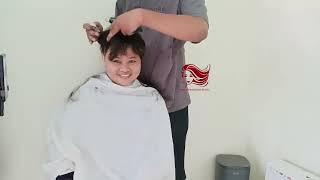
[[97, 30, 145, 60]]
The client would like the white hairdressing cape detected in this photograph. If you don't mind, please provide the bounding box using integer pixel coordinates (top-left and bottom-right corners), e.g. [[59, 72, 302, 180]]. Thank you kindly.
[[43, 73, 175, 180]]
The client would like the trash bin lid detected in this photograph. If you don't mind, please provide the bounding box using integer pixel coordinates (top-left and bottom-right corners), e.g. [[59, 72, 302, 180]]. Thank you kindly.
[[216, 154, 250, 168]]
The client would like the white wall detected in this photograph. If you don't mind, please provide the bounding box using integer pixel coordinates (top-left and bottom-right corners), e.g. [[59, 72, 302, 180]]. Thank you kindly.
[[184, 0, 255, 179], [247, 0, 320, 179]]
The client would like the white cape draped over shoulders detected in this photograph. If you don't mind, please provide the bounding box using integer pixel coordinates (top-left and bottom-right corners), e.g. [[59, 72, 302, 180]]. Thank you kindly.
[[44, 74, 175, 180]]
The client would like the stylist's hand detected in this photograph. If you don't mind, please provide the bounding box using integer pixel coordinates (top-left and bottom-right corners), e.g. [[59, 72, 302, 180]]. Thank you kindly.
[[83, 21, 103, 44], [107, 8, 143, 41]]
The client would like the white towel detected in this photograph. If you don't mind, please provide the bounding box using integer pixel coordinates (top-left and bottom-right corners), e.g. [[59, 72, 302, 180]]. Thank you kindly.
[[44, 73, 175, 180]]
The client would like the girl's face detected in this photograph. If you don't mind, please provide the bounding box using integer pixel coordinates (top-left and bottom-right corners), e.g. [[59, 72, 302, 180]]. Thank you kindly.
[[185, 70, 194, 84], [104, 48, 141, 86]]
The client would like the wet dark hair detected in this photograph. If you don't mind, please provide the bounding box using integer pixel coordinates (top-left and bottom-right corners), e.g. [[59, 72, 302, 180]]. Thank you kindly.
[[97, 30, 145, 60]]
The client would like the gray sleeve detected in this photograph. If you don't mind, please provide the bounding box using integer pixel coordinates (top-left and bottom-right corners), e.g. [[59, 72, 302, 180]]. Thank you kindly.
[[178, 0, 209, 25], [115, 0, 124, 16]]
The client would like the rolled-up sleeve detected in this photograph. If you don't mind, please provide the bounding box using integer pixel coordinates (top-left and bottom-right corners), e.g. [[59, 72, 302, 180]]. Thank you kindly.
[[178, 0, 209, 25], [115, 0, 124, 16]]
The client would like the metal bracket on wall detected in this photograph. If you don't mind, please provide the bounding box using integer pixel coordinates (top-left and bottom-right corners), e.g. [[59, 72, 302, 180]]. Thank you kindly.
[[0, 53, 9, 116]]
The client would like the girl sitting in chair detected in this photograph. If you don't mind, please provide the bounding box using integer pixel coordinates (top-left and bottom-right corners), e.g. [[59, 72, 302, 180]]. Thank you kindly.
[[44, 30, 175, 180]]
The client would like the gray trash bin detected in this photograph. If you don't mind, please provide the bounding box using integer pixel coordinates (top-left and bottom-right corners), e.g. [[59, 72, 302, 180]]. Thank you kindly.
[[215, 154, 250, 180]]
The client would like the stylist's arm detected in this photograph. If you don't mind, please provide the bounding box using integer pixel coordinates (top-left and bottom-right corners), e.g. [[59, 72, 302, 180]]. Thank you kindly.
[[107, 8, 208, 43]]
